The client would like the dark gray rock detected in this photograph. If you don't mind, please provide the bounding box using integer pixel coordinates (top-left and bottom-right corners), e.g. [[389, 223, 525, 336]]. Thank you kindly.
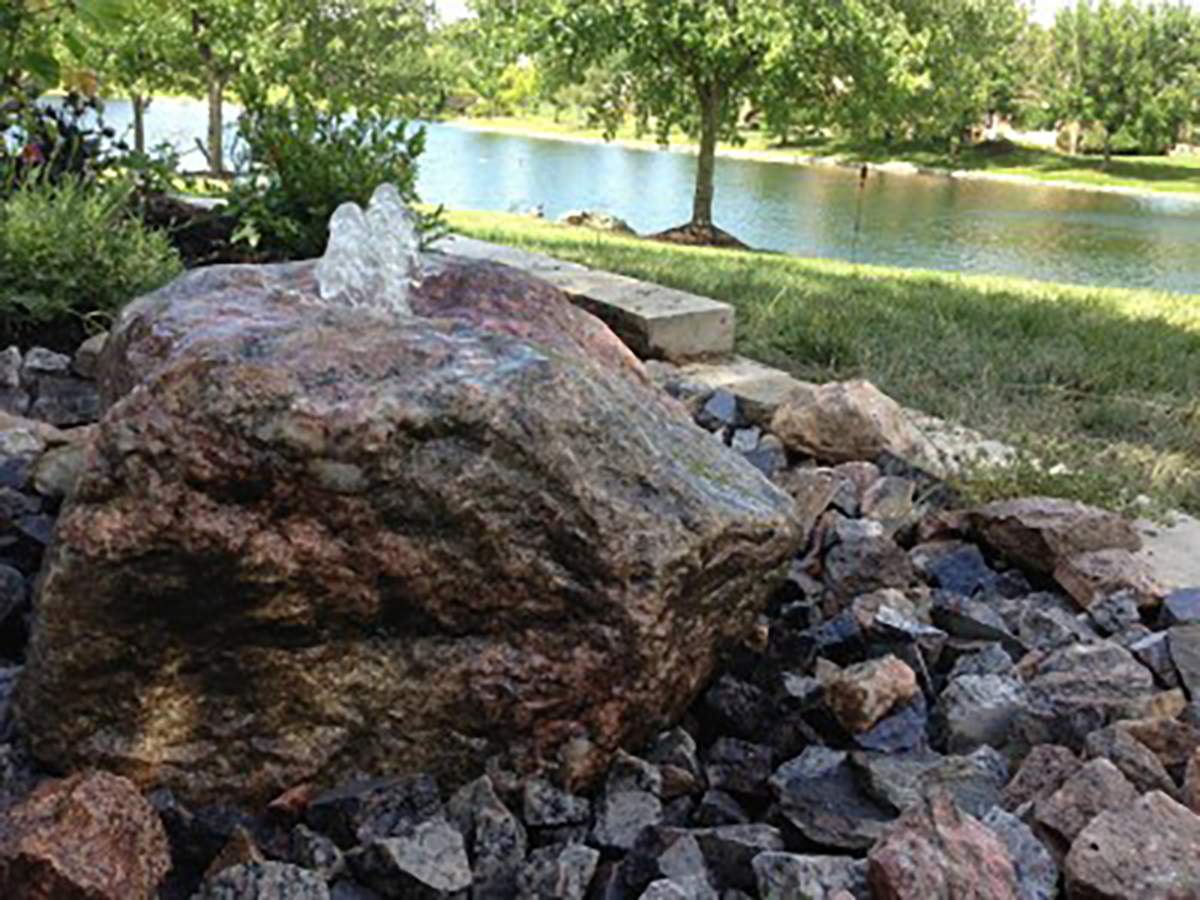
[[911, 542, 999, 596], [777, 673, 822, 709], [522, 779, 590, 828], [982, 807, 1058, 900], [702, 675, 770, 741], [329, 882, 384, 900], [752, 852, 867, 900], [592, 752, 664, 851], [28, 376, 100, 426], [347, 818, 473, 898], [692, 790, 749, 828], [1171, 623, 1200, 700], [743, 435, 787, 479], [938, 675, 1030, 754], [917, 747, 1008, 819], [306, 775, 444, 848], [624, 830, 716, 898], [1164, 588, 1200, 626], [194, 862, 331, 899], [517, 842, 599, 900], [704, 739, 773, 798], [21, 347, 70, 379], [0, 347, 26, 416], [948, 644, 1017, 680], [854, 751, 945, 814], [696, 391, 741, 432], [1088, 589, 1142, 636], [768, 748, 893, 851], [1129, 632, 1182, 689], [291, 824, 345, 881], [0, 665, 20, 741], [646, 729, 703, 784], [639, 878, 700, 899], [729, 428, 761, 455], [797, 611, 865, 667], [932, 592, 1024, 656], [447, 776, 526, 900], [0, 564, 26, 629], [1017, 604, 1095, 651], [853, 693, 929, 755], [691, 825, 785, 892]]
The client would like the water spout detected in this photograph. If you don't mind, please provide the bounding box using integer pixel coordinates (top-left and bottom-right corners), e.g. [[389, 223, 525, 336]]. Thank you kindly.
[[315, 183, 421, 315]]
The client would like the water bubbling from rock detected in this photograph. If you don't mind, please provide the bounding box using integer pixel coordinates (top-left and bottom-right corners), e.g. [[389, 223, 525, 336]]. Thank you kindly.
[[315, 183, 421, 315]]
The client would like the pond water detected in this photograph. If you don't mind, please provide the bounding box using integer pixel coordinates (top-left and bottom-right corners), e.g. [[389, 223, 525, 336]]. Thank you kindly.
[[77, 96, 1200, 293]]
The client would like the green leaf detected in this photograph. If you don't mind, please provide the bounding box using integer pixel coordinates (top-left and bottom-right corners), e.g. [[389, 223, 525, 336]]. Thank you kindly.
[[62, 30, 88, 61], [77, 0, 130, 31], [22, 49, 61, 86]]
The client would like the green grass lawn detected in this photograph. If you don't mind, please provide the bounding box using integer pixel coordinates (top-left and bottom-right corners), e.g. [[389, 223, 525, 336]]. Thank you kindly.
[[444, 209, 1200, 515], [454, 114, 1200, 196]]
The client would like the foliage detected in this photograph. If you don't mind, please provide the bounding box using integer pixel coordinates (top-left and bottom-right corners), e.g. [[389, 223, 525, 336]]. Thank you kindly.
[[227, 100, 440, 261], [0, 176, 181, 330], [1051, 0, 1200, 159], [865, 0, 1033, 149], [0, 91, 116, 190], [440, 3, 535, 116]]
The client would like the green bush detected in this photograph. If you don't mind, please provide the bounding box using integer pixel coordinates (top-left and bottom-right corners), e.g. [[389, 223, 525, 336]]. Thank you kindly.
[[229, 101, 444, 261], [0, 177, 182, 332]]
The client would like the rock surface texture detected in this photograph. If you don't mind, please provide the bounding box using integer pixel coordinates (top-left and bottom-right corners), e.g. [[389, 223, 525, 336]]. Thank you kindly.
[[15, 256, 800, 804], [0, 770, 171, 899]]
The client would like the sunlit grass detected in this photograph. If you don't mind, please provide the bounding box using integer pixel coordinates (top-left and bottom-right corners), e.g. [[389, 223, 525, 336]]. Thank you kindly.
[[444, 209, 1200, 514]]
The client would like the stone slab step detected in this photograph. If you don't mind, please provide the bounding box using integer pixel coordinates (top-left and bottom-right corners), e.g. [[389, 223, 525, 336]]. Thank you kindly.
[[441, 235, 735, 361], [1137, 514, 1200, 591]]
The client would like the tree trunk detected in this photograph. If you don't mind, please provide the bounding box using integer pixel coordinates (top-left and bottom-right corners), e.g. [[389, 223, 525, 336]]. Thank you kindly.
[[691, 84, 721, 229], [206, 75, 225, 174], [132, 93, 146, 156]]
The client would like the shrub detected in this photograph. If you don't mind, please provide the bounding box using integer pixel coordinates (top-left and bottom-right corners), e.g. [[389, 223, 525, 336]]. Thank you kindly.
[[228, 101, 444, 261], [0, 177, 182, 340]]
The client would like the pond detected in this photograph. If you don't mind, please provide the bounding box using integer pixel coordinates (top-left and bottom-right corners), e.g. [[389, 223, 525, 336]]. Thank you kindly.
[[79, 96, 1200, 294]]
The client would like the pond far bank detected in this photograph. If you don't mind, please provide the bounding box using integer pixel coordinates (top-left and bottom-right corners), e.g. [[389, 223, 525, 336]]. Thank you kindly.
[[449, 115, 1200, 202]]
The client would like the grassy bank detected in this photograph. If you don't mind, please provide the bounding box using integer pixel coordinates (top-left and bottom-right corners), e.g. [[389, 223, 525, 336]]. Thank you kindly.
[[455, 114, 1200, 197], [445, 209, 1200, 515]]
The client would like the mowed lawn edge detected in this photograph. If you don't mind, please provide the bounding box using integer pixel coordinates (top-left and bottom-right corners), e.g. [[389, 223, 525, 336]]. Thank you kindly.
[[443, 208, 1200, 515]]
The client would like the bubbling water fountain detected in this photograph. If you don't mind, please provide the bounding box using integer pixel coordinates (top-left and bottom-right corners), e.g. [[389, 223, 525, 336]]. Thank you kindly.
[[314, 183, 421, 316]]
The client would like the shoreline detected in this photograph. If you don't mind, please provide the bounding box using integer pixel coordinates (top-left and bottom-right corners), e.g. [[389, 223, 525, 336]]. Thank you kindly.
[[450, 118, 1200, 205]]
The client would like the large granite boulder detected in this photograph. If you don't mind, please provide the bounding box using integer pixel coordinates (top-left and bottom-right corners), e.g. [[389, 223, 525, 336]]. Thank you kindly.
[[15, 255, 801, 804]]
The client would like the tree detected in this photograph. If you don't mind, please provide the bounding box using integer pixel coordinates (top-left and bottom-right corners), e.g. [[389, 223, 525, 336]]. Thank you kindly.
[[520, 0, 887, 242], [1046, 0, 1200, 160], [73, 0, 191, 153], [94, 0, 439, 174], [1053, 0, 1148, 162], [893, 0, 1031, 150]]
